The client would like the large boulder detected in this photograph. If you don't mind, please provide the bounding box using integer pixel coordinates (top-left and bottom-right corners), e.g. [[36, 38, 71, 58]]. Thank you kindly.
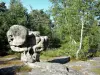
[[7, 25, 48, 63], [7, 25, 29, 52]]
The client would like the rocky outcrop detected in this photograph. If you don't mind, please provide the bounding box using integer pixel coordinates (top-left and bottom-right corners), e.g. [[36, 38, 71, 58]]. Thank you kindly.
[[0, 62, 83, 75], [7, 25, 48, 63], [26, 62, 83, 75]]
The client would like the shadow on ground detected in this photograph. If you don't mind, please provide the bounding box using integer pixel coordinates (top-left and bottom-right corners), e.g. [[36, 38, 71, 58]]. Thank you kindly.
[[48, 56, 70, 64], [0, 66, 19, 75]]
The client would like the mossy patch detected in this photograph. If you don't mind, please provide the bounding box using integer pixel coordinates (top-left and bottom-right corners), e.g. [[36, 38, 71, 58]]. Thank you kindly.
[[91, 68, 100, 75], [88, 61, 97, 66], [16, 65, 32, 72], [71, 65, 84, 71]]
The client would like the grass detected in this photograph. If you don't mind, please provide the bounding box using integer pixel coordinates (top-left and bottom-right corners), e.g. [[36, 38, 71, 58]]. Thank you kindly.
[[0, 53, 20, 60], [40, 48, 79, 61], [0, 54, 32, 73], [6, 60, 23, 65], [0, 55, 18, 60], [40, 48, 69, 60], [3, 55, 17, 58], [95, 51, 100, 57], [0, 55, 23, 68], [16, 65, 32, 72], [0, 60, 24, 68]]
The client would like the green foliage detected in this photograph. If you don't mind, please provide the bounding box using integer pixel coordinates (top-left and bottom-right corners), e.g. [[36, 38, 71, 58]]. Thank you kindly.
[[41, 48, 70, 60], [28, 9, 51, 35], [49, 0, 100, 59], [95, 51, 100, 57], [9, 0, 28, 26], [0, 0, 52, 55], [49, 37, 61, 48], [7, 49, 15, 54], [61, 41, 79, 58], [0, 0, 100, 60], [41, 42, 79, 60], [83, 36, 90, 54], [0, 0, 28, 54]]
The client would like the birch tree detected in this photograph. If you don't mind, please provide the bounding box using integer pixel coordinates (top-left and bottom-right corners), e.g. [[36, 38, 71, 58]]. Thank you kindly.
[[49, 0, 100, 59], [76, 16, 84, 59]]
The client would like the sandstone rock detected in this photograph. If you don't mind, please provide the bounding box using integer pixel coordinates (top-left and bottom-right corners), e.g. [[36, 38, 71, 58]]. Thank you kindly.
[[7, 25, 28, 46], [7, 25, 48, 63]]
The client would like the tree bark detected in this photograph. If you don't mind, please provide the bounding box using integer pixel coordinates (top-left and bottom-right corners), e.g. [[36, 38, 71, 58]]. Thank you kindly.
[[76, 16, 84, 59]]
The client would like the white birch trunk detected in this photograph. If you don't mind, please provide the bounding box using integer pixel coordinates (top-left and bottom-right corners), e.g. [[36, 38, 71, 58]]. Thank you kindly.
[[76, 16, 84, 59]]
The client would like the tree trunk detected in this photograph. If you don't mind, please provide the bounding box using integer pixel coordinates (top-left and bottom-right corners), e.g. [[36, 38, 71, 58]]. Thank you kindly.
[[76, 16, 84, 59]]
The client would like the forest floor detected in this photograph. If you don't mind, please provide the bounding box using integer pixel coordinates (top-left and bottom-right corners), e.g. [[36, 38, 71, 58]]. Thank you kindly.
[[0, 55, 100, 75]]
